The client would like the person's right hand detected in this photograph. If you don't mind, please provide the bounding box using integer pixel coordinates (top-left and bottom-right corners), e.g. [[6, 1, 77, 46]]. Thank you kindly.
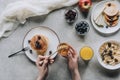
[[36, 55, 54, 80]]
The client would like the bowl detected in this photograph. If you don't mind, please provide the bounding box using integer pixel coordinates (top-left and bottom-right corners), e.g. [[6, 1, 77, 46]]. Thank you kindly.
[[57, 43, 70, 57], [75, 21, 90, 36], [97, 41, 120, 70], [64, 8, 78, 24]]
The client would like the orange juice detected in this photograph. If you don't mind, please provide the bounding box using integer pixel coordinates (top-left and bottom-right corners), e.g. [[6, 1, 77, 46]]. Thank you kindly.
[[80, 46, 94, 60]]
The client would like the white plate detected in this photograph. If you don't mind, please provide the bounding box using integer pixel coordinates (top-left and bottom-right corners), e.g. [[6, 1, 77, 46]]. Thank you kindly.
[[23, 26, 60, 62], [91, 0, 120, 35], [97, 41, 120, 70]]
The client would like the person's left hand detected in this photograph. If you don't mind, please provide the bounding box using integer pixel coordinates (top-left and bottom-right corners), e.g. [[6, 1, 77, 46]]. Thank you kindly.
[[67, 47, 79, 72], [36, 55, 54, 80]]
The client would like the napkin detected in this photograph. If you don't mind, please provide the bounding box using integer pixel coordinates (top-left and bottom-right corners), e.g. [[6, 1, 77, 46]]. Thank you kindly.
[[0, 0, 78, 38]]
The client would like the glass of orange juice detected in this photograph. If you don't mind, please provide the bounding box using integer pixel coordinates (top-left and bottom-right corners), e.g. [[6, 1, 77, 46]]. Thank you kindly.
[[80, 46, 94, 61]]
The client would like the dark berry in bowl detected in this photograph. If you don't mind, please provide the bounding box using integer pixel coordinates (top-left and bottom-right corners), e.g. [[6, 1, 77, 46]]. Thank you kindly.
[[75, 21, 90, 35], [65, 8, 77, 24], [35, 41, 42, 49], [28, 40, 31, 44], [38, 36, 41, 40]]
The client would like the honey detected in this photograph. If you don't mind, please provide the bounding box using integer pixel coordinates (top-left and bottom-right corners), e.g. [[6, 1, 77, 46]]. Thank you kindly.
[[80, 46, 94, 60], [57, 43, 70, 57]]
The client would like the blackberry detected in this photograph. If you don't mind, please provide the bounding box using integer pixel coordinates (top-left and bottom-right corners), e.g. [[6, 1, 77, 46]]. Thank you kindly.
[[106, 61, 110, 64], [38, 36, 41, 40], [28, 40, 31, 44], [29, 50, 33, 54], [111, 56, 114, 59], [49, 51, 52, 55], [65, 9, 77, 24], [114, 59, 118, 62], [108, 42, 111, 47], [35, 41, 41, 49]]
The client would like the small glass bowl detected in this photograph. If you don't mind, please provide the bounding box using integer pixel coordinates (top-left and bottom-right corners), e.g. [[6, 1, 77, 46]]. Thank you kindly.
[[64, 8, 78, 24], [75, 21, 90, 36]]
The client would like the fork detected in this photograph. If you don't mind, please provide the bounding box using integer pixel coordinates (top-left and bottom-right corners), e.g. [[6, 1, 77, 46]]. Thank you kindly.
[[8, 47, 30, 58], [39, 47, 66, 65]]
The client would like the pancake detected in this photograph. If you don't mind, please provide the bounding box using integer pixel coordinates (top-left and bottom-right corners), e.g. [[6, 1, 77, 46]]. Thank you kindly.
[[105, 18, 118, 27], [93, 1, 120, 27], [30, 35, 48, 55], [104, 13, 119, 22], [103, 1, 119, 27], [103, 2, 119, 17], [94, 12, 106, 27]]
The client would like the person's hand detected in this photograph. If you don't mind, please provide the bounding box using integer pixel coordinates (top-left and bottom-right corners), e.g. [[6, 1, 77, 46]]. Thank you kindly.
[[36, 55, 54, 80], [67, 47, 79, 72], [67, 47, 81, 80]]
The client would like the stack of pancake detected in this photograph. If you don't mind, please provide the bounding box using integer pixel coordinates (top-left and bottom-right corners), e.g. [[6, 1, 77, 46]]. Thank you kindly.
[[103, 2, 119, 27], [30, 35, 48, 55]]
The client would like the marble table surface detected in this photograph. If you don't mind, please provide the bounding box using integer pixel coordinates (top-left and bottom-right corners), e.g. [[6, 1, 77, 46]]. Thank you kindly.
[[0, 0, 120, 80]]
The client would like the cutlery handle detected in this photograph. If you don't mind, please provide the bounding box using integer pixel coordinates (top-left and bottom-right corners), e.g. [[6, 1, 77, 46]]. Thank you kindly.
[[49, 51, 57, 57], [8, 50, 22, 58]]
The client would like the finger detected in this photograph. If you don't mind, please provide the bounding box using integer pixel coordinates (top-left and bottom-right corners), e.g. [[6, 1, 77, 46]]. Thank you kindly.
[[36, 56, 41, 66], [36, 59, 41, 67], [69, 49, 74, 56], [50, 61, 54, 64], [73, 51, 78, 58], [48, 57, 54, 60], [39, 61, 44, 66], [69, 52, 72, 58], [45, 56, 49, 60], [43, 57, 49, 68], [38, 55, 45, 61], [69, 46, 75, 53], [48, 57, 54, 64], [36, 61, 39, 67], [50, 59, 54, 64], [36, 55, 48, 66], [68, 50, 74, 57], [69, 47, 75, 55], [39, 56, 49, 62], [51, 59, 54, 62], [67, 52, 72, 60], [69, 49, 73, 54], [49, 58, 54, 61], [69, 47, 77, 57]]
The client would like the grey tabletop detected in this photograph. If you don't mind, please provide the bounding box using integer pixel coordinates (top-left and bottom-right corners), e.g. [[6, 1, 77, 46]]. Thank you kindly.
[[0, 0, 120, 80]]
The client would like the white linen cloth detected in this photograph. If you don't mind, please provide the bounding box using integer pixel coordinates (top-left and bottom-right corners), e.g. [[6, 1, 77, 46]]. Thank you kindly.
[[0, 0, 78, 38]]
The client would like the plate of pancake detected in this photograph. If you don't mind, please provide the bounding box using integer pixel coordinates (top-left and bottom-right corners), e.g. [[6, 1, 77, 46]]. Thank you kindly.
[[91, 0, 120, 35], [23, 26, 60, 62]]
